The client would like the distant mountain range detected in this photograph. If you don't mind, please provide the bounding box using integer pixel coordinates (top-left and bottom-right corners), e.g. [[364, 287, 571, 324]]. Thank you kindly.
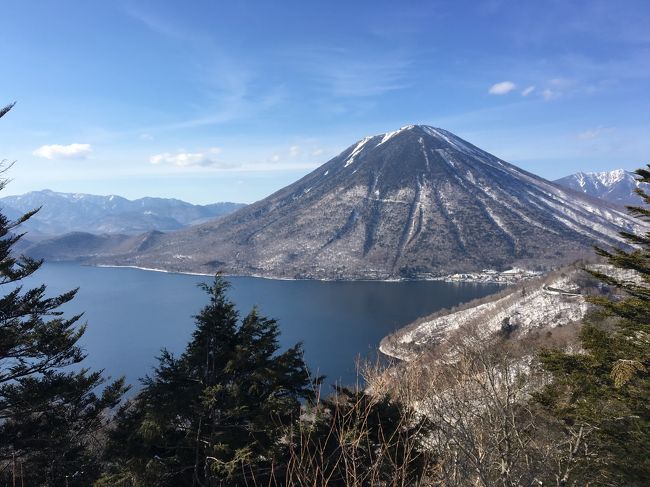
[[27, 125, 642, 280], [554, 169, 649, 206], [0, 190, 245, 236]]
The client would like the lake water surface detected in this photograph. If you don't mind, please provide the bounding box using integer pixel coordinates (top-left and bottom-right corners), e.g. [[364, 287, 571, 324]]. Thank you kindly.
[[22, 263, 501, 388]]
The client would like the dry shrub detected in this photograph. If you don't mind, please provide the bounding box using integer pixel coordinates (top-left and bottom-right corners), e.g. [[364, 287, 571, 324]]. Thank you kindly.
[[284, 382, 436, 486], [366, 327, 597, 487]]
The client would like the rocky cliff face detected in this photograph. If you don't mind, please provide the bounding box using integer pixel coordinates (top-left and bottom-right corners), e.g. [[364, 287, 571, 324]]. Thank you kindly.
[[92, 125, 641, 279]]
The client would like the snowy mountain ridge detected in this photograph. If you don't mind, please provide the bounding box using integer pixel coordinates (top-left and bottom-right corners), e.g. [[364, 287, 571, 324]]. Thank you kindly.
[[1, 190, 245, 236], [555, 169, 648, 206], [572, 169, 627, 189]]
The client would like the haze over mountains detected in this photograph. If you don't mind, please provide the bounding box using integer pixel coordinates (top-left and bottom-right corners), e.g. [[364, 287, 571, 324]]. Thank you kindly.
[[554, 169, 649, 206], [33, 125, 640, 280], [0, 190, 244, 236]]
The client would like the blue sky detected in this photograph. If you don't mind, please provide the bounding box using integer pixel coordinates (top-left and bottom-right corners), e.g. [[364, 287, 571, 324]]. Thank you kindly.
[[0, 0, 649, 204]]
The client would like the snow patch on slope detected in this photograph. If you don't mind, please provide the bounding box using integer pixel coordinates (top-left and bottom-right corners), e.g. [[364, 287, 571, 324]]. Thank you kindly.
[[344, 136, 373, 168], [484, 206, 516, 242], [378, 125, 414, 146]]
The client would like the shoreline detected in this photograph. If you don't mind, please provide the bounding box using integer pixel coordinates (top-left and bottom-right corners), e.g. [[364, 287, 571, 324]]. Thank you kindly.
[[378, 341, 410, 362], [92, 263, 531, 284]]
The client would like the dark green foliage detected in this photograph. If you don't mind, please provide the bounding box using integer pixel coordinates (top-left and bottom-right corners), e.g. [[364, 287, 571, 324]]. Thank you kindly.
[[0, 103, 128, 486], [537, 165, 650, 485], [100, 275, 317, 486], [499, 316, 518, 338]]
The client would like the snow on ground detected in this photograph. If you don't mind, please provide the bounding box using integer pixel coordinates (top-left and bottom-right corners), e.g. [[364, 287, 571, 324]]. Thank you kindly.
[[381, 269, 590, 361]]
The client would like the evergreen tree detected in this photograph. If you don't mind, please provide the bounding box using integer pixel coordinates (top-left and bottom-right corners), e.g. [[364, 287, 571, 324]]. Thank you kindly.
[[100, 275, 317, 486], [0, 102, 128, 486], [537, 165, 650, 485]]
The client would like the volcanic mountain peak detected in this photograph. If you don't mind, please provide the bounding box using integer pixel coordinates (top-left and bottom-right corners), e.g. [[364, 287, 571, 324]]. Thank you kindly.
[[81, 126, 644, 280], [332, 125, 514, 183], [346, 124, 477, 154]]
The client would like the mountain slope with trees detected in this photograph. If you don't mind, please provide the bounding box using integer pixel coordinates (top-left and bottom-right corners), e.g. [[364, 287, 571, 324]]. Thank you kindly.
[[83, 125, 642, 279]]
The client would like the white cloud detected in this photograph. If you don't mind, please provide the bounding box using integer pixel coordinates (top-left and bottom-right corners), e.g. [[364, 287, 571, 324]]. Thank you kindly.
[[577, 126, 615, 140], [149, 147, 227, 168], [289, 145, 301, 157], [541, 88, 560, 100], [538, 79, 575, 100], [521, 85, 535, 96], [488, 81, 516, 95], [33, 143, 92, 160], [139, 133, 154, 141], [549, 78, 570, 87]]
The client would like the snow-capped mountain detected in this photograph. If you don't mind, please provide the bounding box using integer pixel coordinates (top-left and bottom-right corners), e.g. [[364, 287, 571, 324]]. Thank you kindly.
[[80, 125, 642, 279], [555, 169, 649, 206], [0, 190, 245, 236]]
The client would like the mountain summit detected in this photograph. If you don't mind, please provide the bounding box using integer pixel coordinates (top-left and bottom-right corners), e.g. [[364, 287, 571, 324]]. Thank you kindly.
[[96, 125, 641, 279], [555, 169, 650, 206]]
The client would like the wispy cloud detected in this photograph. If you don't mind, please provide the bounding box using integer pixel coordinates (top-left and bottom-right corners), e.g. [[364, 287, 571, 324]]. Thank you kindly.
[[143, 90, 285, 134], [33, 143, 92, 160], [541, 88, 560, 101], [124, 5, 202, 43], [264, 141, 331, 168], [577, 126, 615, 140], [151, 157, 319, 173], [505, 1, 650, 50], [521, 85, 535, 96], [326, 59, 412, 97], [543, 78, 574, 98], [149, 147, 230, 168], [124, 6, 284, 132], [488, 81, 517, 95], [288, 46, 413, 98]]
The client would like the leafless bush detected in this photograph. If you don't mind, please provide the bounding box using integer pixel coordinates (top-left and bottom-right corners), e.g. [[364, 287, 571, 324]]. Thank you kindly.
[[368, 327, 598, 486], [284, 382, 436, 486]]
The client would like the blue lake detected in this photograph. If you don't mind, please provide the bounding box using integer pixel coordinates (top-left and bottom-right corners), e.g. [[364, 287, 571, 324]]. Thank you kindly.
[[21, 263, 501, 388]]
